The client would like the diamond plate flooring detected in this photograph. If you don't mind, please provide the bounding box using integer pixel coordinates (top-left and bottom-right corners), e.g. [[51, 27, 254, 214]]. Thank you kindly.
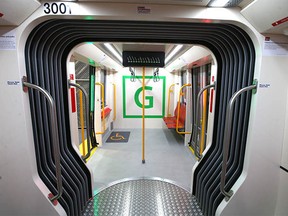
[[83, 178, 203, 216]]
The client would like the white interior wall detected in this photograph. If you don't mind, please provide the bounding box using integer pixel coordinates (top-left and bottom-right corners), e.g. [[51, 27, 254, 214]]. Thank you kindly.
[[184, 70, 193, 145], [280, 84, 288, 170], [67, 61, 80, 149], [106, 70, 117, 130], [95, 68, 103, 146], [275, 170, 288, 215], [273, 35, 288, 216], [218, 34, 288, 216], [173, 71, 182, 116], [0, 27, 65, 215], [205, 62, 217, 150]]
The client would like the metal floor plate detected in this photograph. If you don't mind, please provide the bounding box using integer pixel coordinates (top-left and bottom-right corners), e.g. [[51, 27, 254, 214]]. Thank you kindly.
[[83, 178, 203, 216]]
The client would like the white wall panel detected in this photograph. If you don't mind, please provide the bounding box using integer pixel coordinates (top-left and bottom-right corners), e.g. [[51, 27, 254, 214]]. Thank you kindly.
[[275, 170, 288, 215], [67, 61, 80, 149], [218, 34, 288, 216], [0, 41, 65, 216]]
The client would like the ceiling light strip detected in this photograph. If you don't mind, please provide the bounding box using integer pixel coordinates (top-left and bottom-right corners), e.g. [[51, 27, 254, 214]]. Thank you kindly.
[[165, 45, 183, 63], [104, 43, 122, 62], [209, 0, 230, 7]]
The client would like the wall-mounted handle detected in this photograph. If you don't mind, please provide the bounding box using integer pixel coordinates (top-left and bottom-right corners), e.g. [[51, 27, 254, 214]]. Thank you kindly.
[[221, 80, 258, 200], [69, 81, 91, 161], [176, 84, 192, 135], [96, 82, 105, 134], [22, 76, 62, 202], [193, 83, 215, 159]]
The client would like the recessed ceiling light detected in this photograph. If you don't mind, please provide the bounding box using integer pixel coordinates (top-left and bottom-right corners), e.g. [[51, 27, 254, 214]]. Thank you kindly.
[[104, 43, 122, 62], [165, 45, 183, 64], [209, 0, 230, 7]]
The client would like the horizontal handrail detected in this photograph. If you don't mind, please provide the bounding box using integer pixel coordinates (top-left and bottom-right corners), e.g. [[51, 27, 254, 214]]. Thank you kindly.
[[96, 82, 105, 134], [194, 83, 215, 159], [220, 80, 258, 200], [176, 84, 191, 135], [69, 81, 91, 161], [22, 76, 62, 202]]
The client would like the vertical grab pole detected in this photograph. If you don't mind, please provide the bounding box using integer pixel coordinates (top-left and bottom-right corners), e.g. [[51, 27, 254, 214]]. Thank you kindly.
[[176, 84, 192, 134], [112, 83, 116, 121], [142, 67, 145, 164], [95, 83, 105, 134], [79, 91, 86, 156], [89, 68, 98, 148], [193, 83, 215, 159], [200, 88, 207, 155], [22, 77, 63, 203], [69, 81, 91, 161], [167, 83, 178, 117]]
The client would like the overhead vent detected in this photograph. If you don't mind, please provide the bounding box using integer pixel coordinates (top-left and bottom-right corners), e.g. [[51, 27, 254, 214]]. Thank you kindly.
[[122, 51, 165, 67]]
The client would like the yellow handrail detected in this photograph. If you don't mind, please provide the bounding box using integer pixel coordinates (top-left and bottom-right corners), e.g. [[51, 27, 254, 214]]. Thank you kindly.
[[200, 89, 208, 155], [95, 82, 105, 134], [167, 83, 178, 117], [112, 83, 116, 121], [176, 83, 192, 135], [142, 67, 145, 164], [79, 91, 86, 156]]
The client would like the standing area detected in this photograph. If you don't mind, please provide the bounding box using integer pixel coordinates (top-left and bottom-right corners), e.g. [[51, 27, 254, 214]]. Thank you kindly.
[[87, 128, 197, 191]]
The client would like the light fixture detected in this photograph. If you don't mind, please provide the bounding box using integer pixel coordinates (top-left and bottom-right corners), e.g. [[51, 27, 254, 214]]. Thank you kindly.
[[165, 57, 186, 72], [104, 43, 122, 62], [165, 45, 183, 64], [209, 0, 230, 7]]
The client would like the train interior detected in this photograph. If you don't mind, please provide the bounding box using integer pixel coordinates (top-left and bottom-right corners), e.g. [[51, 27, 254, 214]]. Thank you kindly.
[[62, 38, 218, 215], [0, 0, 288, 215], [70, 42, 215, 184]]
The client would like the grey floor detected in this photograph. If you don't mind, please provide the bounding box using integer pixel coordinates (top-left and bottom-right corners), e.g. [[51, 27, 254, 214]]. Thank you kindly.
[[87, 128, 197, 194]]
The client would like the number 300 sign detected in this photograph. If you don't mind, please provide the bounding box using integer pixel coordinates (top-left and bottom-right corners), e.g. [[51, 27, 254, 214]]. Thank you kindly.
[[43, 2, 72, 15]]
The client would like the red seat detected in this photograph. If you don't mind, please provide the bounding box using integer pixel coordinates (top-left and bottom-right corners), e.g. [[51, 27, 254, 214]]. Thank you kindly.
[[101, 107, 112, 119], [163, 103, 186, 129], [163, 116, 176, 123]]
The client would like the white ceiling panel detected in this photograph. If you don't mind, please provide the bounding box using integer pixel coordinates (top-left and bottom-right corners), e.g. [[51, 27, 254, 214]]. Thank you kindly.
[[0, 0, 40, 26], [241, 0, 288, 34]]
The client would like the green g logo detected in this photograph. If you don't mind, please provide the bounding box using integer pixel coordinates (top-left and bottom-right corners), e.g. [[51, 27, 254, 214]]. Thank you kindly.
[[134, 86, 154, 109]]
